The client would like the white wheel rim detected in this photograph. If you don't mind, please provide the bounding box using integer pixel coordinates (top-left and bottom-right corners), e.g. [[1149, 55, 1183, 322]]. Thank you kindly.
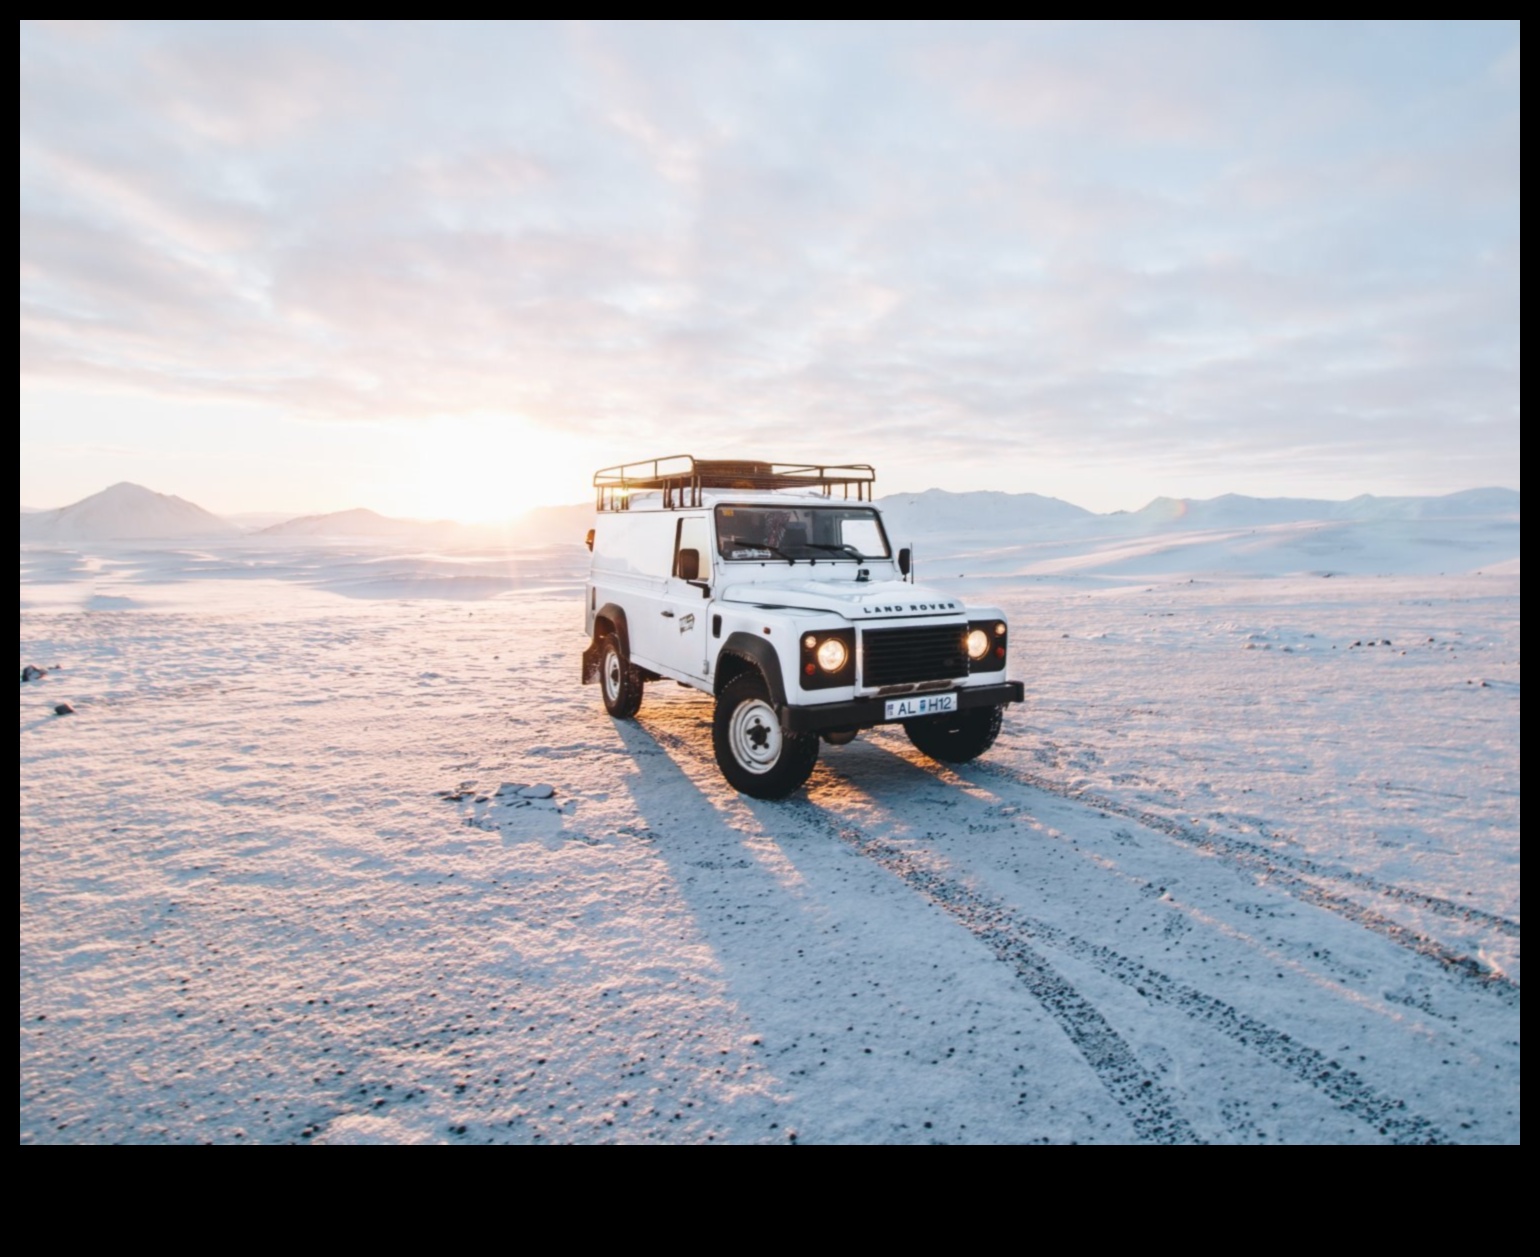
[[728, 697, 782, 774], [604, 650, 622, 702]]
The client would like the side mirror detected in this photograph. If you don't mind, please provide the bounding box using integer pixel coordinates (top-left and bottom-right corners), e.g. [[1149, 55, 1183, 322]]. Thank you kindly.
[[676, 547, 701, 581], [898, 547, 911, 578], [585, 528, 595, 552]]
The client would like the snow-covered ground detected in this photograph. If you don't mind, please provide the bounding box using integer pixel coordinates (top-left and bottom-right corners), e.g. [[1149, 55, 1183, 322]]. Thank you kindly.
[[19, 515, 1520, 1143]]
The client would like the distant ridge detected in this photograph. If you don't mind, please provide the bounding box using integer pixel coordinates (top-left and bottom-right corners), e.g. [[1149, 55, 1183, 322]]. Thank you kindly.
[[877, 488, 1092, 537], [259, 507, 460, 539], [872, 487, 1519, 547], [1130, 487, 1520, 529], [884, 487, 1519, 579], [19, 482, 237, 541], [1328, 487, 1521, 520], [19, 483, 1518, 549]]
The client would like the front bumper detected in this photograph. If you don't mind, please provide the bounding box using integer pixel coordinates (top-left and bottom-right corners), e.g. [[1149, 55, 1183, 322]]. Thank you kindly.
[[782, 681, 1025, 735]]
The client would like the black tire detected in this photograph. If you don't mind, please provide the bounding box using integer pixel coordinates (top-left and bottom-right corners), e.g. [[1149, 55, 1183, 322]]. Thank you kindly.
[[599, 633, 643, 719], [903, 703, 1003, 764], [712, 672, 819, 799]]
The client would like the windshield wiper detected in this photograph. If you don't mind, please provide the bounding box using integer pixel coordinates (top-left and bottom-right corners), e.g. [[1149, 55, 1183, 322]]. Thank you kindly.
[[723, 537, 795, 562], [801, 542, 866, 559]]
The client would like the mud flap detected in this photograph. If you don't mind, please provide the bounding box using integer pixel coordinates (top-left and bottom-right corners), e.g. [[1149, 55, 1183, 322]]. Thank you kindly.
[[581, 640, 601, 685]]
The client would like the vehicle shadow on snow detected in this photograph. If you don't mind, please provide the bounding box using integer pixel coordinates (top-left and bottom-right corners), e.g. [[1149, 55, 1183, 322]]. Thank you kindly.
[[602, 707, 1191, 1143], [604, 702, 1038, 952], [603, 701, 1006, 959], [619, 699, 972, 823]]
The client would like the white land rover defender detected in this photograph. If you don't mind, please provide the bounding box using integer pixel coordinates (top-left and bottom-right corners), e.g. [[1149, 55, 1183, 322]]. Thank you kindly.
[[581, 457, 1024, 799]]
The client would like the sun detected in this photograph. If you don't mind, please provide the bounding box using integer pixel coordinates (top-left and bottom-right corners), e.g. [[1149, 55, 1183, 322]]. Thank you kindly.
[[369, 413, 595, 524]]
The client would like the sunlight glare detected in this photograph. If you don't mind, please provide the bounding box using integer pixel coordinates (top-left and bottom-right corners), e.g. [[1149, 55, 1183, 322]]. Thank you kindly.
[[373, 414, 594, 523]]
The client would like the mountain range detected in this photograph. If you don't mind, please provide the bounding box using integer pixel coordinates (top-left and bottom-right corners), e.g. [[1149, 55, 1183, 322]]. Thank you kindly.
[[17, 480, 1521, 547]]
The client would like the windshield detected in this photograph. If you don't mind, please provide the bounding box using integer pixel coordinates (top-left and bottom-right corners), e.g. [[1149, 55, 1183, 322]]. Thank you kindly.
[[715, 505, 891, 562]]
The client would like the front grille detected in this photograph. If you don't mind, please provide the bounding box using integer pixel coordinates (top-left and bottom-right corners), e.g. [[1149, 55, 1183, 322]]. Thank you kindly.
[[861, 624, 968, 688]]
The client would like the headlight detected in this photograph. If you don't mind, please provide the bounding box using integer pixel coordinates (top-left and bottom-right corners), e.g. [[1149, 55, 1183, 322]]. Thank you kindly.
[[816, 637, 849, 672], [799, 629, 853, 688], [966, 628, 990, 660]]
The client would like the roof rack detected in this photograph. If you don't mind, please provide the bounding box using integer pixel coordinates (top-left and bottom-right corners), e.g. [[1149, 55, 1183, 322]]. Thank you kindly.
[[594, 455, 876, 512]]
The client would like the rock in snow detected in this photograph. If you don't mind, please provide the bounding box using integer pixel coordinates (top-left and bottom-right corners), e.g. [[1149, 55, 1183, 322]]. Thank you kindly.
[[53, 703, 74, 716], [21, 665, 47, 682], [519, 784, 555, 799]]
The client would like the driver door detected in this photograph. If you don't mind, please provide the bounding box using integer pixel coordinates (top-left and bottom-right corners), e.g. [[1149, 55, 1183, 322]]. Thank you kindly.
[[656, 514, 713, 682]]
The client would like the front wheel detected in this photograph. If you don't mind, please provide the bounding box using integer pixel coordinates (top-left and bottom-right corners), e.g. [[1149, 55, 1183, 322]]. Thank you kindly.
[[712, 672, 819, 799], [903, 703, 1003, 764], [599, 633, 643, 719]]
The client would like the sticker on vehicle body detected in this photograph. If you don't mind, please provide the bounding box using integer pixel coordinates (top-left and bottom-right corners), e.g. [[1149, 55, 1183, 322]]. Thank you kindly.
[[679, 613, 695, 633]]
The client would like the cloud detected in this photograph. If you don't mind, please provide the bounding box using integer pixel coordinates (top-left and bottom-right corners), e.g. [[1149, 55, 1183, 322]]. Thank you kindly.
[[18, 19, 1522, 499]]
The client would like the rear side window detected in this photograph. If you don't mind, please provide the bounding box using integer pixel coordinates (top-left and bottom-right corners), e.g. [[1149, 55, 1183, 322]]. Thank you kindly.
[[592, 514, 674, 576]]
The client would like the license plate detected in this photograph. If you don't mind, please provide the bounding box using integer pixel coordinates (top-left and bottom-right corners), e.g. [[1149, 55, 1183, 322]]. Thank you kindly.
[[885, 693, 958, 720]]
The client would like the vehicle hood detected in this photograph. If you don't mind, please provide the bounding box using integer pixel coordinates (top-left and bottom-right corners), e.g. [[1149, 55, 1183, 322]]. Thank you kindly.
[[718, 578, 964, 620]]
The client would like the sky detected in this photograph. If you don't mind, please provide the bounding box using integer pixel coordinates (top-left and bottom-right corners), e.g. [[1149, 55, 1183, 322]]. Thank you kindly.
[[19, 20, 1521, 521]]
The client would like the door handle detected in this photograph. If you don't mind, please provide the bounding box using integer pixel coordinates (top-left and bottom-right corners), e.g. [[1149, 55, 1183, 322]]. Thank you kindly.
[[661, 610, 675, 618]]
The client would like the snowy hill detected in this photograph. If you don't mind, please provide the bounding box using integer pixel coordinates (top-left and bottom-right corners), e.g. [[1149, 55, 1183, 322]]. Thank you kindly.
[[1130, 488, 1521, 530], [19, 482, 237, 541], [876, 487, 1520, 580], [1328, 487, 1521, 521], [1131, 495, 1341, 529], [260, 508, 464, 540], [224, 510, 299, 530], [258, 506, 596, 547], [877, 488, 1092, 540]]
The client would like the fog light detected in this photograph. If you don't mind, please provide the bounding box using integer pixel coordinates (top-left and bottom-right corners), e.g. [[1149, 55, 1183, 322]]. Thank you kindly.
[[803, 634, 817, 650], [816, 637, 849, 672], [966, 628, 990, 660]]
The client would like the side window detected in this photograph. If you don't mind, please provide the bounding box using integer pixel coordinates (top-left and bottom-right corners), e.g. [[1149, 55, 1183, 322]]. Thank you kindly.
[[592, 515, 674, 576], [674, 515, 713, 580]]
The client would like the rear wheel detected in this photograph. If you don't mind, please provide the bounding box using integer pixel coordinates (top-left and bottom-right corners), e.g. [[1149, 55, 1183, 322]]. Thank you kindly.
[[903, 704, 1003, 764], [713, 672, 819, 799], [599, 633, 643, 719]]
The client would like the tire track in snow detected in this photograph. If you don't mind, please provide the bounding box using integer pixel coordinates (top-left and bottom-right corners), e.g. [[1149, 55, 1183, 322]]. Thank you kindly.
[[635, 712, 1198, 1143], [798, 805, 1452, 1146], [635, 710, 1451, 1142], [817, 820, 1200, 1144], [967, 759, 1519, 1001], [1006, 760, 1521, 936]]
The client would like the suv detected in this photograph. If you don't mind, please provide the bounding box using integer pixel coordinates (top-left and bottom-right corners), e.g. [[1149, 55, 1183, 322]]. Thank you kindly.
[[581, 457, 1024, 799]]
